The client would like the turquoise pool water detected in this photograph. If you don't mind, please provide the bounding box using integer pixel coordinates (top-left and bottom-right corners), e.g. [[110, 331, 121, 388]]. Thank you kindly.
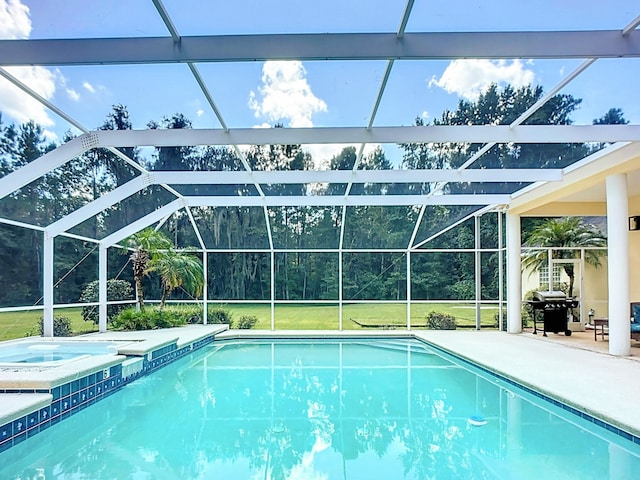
[[1, 338, 639, 479], [0, 339, 130, 365]]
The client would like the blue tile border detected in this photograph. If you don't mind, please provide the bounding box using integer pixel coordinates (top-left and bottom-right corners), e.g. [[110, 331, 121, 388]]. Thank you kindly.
[[0, 333, 216, 452], [419, 338, 640, 445]]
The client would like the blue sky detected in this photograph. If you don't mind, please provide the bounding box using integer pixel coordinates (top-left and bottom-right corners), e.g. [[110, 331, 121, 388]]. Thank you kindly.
[[0, 0, 639, 167]]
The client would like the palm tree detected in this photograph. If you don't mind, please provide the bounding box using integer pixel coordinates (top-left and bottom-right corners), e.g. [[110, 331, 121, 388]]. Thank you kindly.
[[522, 217, 607, 297], [124, 227, 172, 311], [150, 249, 204, 310]]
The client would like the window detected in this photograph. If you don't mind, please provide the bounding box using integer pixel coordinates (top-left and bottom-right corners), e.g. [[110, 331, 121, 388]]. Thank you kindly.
[[539, 265, 561, 291]]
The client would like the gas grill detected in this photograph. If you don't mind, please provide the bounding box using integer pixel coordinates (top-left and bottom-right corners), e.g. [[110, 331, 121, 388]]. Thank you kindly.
[[527, 291, 578, 336]]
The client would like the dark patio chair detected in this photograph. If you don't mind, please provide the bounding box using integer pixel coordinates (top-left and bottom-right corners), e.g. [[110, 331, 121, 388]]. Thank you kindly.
[[631, 303, 640, 341]]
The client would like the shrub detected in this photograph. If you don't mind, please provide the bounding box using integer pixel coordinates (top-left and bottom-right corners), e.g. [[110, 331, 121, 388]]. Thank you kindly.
[[492, 291, 536, 329], [493, 308, 507, 330], [426, 311, 457, 330], [111, 308, 186, 331], [79, 279, 134, 324], [208, 307, 233, 327], [520, 289, 538, 328], [159, 305, 203, 325], [39, 315, 72, 337], [236, 315, 258, 329]]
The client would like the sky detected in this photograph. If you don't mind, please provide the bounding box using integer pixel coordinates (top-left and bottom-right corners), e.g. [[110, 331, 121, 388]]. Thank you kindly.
[[0, 0, 639, 167]]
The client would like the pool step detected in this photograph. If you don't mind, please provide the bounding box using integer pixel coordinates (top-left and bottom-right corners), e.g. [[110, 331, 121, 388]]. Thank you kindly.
[[121, 357, 144, 379]]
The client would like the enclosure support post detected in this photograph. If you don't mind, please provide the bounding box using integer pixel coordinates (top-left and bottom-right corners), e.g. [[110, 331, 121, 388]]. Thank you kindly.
[[406, 251, 411, 331], [202, 251, 208, 325], [339, 249, 343, 331], [606, 173, 630, 356], [498, 211, 504, 331], [475, 214, 482, 330], [98, 244, 107, 333], [270, 250, 275, 331], [506, 212, 522, 333], [43, 234, 54, 337], [339, 205, 346, 331]]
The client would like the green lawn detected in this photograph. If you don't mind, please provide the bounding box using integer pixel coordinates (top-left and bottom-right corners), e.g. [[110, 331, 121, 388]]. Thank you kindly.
[[222, 303, 500, 330], [0, 303, 500, 341], [0, 308, 98, 341]]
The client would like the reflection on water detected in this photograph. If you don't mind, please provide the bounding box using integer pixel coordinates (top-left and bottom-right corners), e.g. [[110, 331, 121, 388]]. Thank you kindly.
[[1, 339, 639, 479]]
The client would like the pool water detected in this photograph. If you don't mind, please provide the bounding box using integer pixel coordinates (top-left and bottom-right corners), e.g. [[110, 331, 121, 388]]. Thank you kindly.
[[1, 339, 639, 479], [0, 340, 129, 365]]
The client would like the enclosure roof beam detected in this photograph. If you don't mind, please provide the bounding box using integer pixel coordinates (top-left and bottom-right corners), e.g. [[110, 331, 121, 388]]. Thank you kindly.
[[101, 199, 185, 248], [412, 205, 497, 249], [345, 0, 415, 197], [151, 169, 561, 184], [622, 15, 640, 36], [454, 58, 598, 174], [185, 194, 510, 207], [46, 175, 152, 236], [0, 217, 46, 231], [1, 31, 639, 66], [95, 125, 640, 146], [0, 135, 93, 200], [150, 0, 266, 199]]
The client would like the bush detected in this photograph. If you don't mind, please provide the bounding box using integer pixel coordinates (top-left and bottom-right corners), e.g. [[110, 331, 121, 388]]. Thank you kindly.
[[492, 291, 536, 329], [163, 305, 203, 324], [39, 315, 72, 337], [236, 315, 258, 329], [79, 279, 134, 324], [493, 308, 507, 330], [426, 311, 457, 330], [208, 307, 233, 326], [521, 290, 538, 328], [111, 308, 187, 331]]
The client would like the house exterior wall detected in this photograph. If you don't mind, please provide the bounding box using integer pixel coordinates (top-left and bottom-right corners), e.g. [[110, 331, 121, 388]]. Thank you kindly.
[[520, 193, 639, 320], [630, 195, 640, 306], [521, 255, 608, 321]]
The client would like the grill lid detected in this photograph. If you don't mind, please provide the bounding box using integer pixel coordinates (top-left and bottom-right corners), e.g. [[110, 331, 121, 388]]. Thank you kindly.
[[533, 290, 567, 301]]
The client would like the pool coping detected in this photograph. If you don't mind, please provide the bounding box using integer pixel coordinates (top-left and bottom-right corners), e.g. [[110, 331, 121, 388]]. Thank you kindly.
[[0, 394, 53, 426]]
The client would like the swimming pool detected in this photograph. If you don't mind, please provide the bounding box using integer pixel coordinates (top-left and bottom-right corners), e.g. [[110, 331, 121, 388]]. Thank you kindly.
[[0, 339, 132, 366], [0, 338, 638, 479]]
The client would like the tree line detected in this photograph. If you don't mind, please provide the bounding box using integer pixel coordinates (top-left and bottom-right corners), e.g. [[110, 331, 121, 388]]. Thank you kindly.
[[0, 84, 625, 308]]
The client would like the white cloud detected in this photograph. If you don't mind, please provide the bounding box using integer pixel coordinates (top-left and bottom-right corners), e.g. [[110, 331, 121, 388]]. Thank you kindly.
[[66, 88, 80, 101], [0, 0, 31, 39], [304, 144, 343, 168], [248, 61, 383, 169], [42, 129, 57, 141], [429, 59, 535, 100], [83, 81, 96, 93], [249, 60, 327, 128], [0, 66, 57, 127], [0, 1, 59, 128], [304, 143, 380, 169], [196, 109, 204, 117]]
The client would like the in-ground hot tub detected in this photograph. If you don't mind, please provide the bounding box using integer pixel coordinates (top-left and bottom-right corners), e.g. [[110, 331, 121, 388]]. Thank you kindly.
[[0, 338, 133, 367]]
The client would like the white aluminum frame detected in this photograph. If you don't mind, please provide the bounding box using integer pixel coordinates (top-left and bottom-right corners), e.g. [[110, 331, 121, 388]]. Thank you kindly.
[[0, 4, 638, 334]]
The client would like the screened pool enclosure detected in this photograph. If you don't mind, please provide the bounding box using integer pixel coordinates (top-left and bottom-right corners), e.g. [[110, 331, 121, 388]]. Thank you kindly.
[[0, 1, 638, 339]]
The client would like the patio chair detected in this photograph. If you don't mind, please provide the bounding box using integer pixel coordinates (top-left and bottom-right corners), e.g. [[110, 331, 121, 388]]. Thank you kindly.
[[632, 303, 640, 341]]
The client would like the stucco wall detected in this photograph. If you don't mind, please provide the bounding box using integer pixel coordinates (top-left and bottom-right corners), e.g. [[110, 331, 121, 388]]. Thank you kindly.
[[630, 195, 640, 305], [521, 258, 608, 321]]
